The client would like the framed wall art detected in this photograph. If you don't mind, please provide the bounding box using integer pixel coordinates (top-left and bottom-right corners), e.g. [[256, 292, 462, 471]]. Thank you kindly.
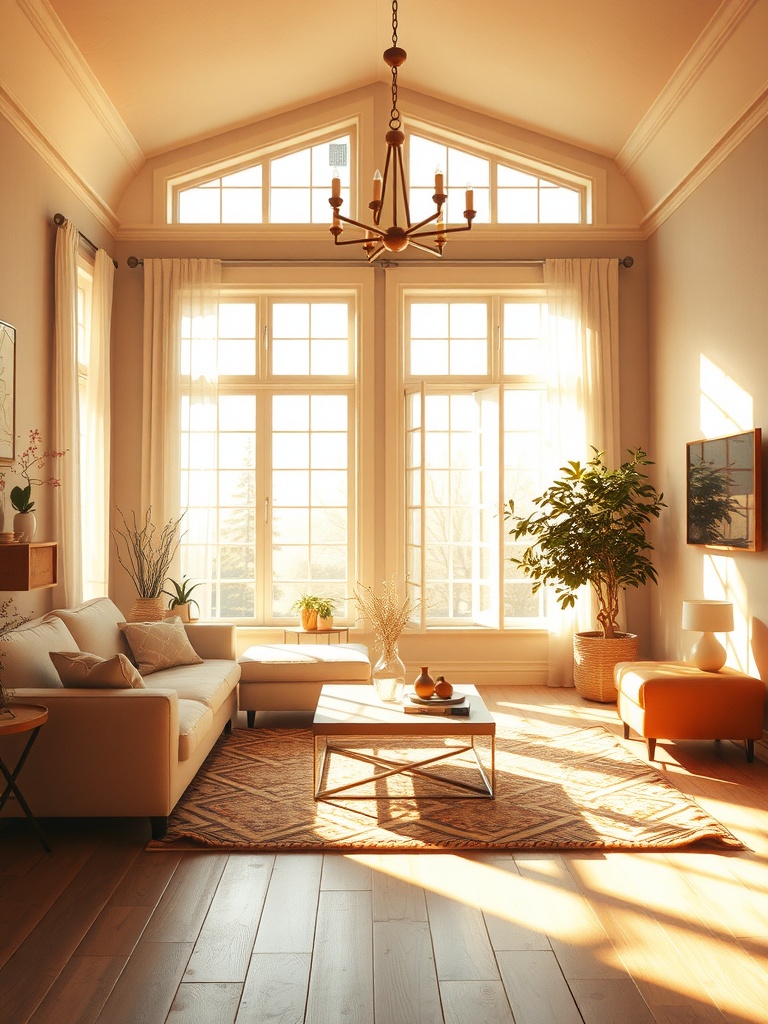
[[0, 321, 15, 464], [686, 428, 762, 551]]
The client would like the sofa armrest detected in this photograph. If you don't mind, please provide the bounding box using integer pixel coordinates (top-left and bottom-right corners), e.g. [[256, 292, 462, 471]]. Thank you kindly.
[[4, 687, 180, 817], [184, 622, 236, 660]]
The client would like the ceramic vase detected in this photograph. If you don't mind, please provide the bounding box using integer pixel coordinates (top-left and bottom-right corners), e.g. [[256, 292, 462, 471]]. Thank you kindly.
[[13, 511, 37, 543], [128, 596, 166, 622], [372, 644, 406, 703], [414, 666, 435, 699]]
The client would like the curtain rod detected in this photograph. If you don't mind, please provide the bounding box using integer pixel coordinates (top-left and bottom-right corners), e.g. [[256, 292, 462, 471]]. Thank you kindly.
[[53, 213, 118, 268], [126, 255, 634, 269]]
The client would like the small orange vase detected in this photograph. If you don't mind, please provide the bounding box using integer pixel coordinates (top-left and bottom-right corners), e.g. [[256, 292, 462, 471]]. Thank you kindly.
[[414, 666, 435, 699]]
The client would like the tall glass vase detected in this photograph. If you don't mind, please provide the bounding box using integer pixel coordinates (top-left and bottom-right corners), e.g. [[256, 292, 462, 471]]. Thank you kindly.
[[372, 642, 406, 703]]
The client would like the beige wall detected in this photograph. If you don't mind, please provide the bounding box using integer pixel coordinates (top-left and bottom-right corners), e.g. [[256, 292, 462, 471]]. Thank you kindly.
[[0, 113, 114, 619], [648, 116, 768, 677]]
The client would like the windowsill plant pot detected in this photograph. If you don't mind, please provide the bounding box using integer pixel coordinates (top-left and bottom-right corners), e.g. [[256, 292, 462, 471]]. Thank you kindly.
[[506, 448, 665, 704], [162, 577, 201, 623], [292, 595, 336, 632]]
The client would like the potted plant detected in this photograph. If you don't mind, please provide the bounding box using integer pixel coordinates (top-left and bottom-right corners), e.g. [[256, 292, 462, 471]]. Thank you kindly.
[[505, 448, 666, 702], [162, 576, 201, 623], [9, 428, 67, 542], [112, 508, 185, 621], [314, 597, 336, 630], [292, 594, 320, 631]]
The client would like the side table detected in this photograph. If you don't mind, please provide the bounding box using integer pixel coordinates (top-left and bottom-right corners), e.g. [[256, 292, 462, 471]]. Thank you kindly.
[[0, 704, 51, 851], [283, 627, 350, 645]]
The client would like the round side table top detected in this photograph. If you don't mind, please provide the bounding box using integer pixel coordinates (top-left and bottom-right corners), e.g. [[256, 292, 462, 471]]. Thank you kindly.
[[0, 704, 49, 736]]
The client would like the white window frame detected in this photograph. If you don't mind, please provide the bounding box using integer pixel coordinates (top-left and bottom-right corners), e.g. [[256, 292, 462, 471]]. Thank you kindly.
[[178, 268, 374, 625], [386, 269, 553, 633]]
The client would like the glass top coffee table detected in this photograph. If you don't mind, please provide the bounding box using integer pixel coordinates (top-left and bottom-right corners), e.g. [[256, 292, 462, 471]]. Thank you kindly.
[[312, 684, 496, 800]]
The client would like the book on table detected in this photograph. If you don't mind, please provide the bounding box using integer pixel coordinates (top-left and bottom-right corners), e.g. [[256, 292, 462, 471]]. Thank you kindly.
[[402, 704, 470, 716]]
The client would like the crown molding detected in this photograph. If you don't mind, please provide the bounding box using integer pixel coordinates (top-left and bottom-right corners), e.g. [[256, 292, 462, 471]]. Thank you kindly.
[[18, 0, 144, 174], [115, 223, 645, 244], [617, 0, 757, 174], [0, 83, 119, 233], [640, 85, 768, 238]]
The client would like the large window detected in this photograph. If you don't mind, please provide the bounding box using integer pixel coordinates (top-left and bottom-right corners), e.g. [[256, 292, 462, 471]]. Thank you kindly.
[[175, 134, 352, 224], [178, 291, 357, 622], [403, 294, 550, 628]]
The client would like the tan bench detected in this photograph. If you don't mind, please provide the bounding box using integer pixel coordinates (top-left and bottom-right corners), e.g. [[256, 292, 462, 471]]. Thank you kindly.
[[238, 643, 371, 725]]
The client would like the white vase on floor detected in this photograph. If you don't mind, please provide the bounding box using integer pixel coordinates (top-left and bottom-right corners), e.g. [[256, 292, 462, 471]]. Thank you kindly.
[[13, 511, 37, 543]]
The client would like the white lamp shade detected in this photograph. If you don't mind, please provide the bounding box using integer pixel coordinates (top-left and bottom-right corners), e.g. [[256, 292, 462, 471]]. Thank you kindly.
[[681, 600, 734, 633]]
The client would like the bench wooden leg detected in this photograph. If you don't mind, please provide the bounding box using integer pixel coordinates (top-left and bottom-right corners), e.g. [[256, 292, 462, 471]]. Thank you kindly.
[[150, 816, 168, 839], [646, 737, 656, 760], [247, 710, 255, 728], [746, 739, 755, 763], [622, 722, 630, 739]]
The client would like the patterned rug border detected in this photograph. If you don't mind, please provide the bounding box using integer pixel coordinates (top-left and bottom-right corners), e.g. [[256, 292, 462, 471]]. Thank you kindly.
[[147, 720, 745, 853]]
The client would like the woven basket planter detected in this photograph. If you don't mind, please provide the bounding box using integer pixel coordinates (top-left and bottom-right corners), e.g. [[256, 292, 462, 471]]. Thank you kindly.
[[573, 631, 639, 703]]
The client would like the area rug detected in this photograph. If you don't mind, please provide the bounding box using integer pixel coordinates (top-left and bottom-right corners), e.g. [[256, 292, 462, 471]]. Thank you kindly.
[[147, 718, 743, 852]]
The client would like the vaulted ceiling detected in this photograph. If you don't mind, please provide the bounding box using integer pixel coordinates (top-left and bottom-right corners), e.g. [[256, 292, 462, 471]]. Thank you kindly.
[[47, 0, 719, 160]]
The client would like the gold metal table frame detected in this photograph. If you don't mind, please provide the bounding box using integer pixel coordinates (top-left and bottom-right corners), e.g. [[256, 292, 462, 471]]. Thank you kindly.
[[312, 684, 496, 801]]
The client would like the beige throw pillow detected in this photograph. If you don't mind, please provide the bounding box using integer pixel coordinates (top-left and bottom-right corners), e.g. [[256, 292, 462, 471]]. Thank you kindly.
[[50, 651, 145, 689], [118, 618, 203, 675]]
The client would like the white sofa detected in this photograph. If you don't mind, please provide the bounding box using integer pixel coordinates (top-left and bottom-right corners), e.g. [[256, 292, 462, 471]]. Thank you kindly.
[[0, 597, 239, 838]]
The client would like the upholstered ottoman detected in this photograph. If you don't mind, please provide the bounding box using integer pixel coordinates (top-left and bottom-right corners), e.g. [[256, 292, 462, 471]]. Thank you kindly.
[[615, 660, 766, 762], [238, 643, 371, 724]]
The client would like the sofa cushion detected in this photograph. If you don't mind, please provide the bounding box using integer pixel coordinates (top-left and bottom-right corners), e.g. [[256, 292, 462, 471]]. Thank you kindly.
[[142, 660, 240, 714], [177, 698, 214, 761], [53, 598, 134, 661], [0, 615, 79, 689], [238, 643, 371, 682], [118, 618, 204, 675], [50, 651, 145, 689]]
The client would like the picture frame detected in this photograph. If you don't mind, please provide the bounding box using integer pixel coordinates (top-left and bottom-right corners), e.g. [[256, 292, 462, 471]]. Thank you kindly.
[[686, 428, 763, 551], [0, 320, 15, 464]]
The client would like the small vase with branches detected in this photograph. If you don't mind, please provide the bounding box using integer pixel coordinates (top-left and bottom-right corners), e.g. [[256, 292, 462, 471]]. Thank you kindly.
[[112, 508, 185, 621], [352, 574, 417, 701]]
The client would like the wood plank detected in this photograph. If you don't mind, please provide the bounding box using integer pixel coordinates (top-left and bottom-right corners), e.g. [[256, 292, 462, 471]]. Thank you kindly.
[[236, 953, 310, 1024], [439, 980, 515, 1024], [305, 890, 373, 1024], [513, 854, 625, 981], [27, 955, 127, 1024], [368, 854, 429, 922], [184, 855, 273, 983], [109, 850, 182, 907], [373, 921, 442, 1024], [568, 979, 655, 1024], [321, 853, 372, 891], [95, 940, 193, 1024], [482, 858, 553, 952], [0, 834, 140, 1021], [167, 982, 243, 1023], [496, 950, 583, 1024], [141, 852, 227, 943], [424, 888, 499, 981], [252, 854, 322, 954]]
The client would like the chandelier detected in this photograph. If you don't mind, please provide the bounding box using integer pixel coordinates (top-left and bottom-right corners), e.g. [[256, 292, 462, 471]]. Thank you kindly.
[[329, 0, 475, 261]]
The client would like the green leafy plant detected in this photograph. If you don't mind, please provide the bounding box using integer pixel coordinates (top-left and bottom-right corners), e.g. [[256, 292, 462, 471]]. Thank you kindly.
[[505, 448, 666, 639], [162, 576, 201, 616], [314, 597, 336, 620]]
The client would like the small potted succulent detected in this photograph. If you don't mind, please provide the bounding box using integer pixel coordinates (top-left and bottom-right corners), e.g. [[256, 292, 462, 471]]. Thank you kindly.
[[162, 576, 202, 623]]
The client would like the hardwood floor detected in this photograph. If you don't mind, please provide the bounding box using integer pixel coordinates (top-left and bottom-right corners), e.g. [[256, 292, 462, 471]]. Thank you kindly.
[[2, 686, 768, 1023]]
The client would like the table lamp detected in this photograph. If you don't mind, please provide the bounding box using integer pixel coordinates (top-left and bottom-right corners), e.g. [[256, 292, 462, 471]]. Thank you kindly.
[[681, 600, 734, 672]]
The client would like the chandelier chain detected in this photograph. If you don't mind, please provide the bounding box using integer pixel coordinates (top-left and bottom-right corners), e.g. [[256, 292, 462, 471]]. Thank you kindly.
[[390, 0, 400, 130]]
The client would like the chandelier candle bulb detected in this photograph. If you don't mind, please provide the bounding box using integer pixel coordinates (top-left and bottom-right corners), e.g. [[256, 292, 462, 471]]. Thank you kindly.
[[435, 168, 444, 194], [373, 169, 382, 201], [466, 187, 474, 211], [332, 174, 341, 198]]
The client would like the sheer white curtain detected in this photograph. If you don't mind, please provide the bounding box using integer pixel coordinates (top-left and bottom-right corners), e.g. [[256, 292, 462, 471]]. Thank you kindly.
[[142, 260, 221, 611], [83, 249, 115, 598], [542, 258, 620, 686], [52, 219, 81, 607]]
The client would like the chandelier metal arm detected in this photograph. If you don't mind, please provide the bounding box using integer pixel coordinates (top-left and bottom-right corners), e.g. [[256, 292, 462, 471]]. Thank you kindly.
[[329, 0, 476, 259]]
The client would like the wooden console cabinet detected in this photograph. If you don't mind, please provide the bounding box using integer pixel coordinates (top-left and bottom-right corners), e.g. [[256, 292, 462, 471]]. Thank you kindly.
[[0, 542, 58, 590]]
